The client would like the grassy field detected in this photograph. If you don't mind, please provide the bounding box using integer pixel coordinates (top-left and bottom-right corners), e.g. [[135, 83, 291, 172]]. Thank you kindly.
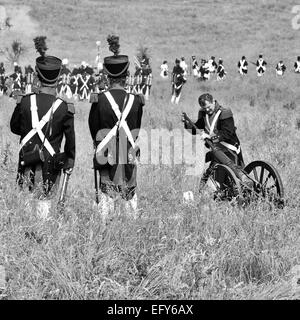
[[0, 0, 300, 300]]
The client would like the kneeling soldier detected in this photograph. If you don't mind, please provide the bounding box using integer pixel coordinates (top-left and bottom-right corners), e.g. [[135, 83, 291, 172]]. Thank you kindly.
[[10, 36, 75, 218], [182, 93, 252, 189]]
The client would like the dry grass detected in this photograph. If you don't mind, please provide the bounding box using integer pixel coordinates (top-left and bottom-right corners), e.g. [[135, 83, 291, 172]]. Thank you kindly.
[[0, 0, 300, 300]]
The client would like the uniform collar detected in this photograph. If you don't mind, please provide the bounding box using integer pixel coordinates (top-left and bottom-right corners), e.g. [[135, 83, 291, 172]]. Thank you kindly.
[[214, 101, 221, 112], [39, 86, 57, 95], [110, 83, 126, 90]]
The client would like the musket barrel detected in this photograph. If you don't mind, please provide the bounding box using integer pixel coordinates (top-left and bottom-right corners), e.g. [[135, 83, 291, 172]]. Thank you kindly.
[[59, 172, 70, 203]]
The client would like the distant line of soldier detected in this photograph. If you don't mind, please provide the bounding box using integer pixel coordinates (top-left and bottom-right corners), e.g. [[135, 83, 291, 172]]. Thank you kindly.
[[160, 55, 300, 81], [0, 57, 153, 102], [160, 54, 300, 105]]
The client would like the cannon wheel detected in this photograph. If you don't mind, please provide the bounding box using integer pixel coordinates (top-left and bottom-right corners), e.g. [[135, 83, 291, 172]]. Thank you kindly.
[[243, 160, 284, 206], [208, 164, 242, 201]]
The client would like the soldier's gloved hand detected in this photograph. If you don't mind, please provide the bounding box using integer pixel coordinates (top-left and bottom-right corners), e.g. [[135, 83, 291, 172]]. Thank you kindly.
[[200, 132, 211, 140], [63, 168, 73, 175], [181, 113, 187, 123]]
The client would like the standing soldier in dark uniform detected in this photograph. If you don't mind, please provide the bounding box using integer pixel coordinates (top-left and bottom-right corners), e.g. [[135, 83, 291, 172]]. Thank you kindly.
[[294, 56, 300, 73], [275, 60, 286, 77], [10, 36, 76, 218], [0, 62, 6, 95], [256, 54, 267, 77], [141, 63, 152, 100], [171, 58, 186, 104], [237, 56, 248, 75], [70, 65, 80, 100], [88, 35, 145, 221], [24, 64, 35, 94], [191, 56, 199, 77], [10, 63, 24, 97], [216, 59, 226, 81], [57, 58, 72, 99]]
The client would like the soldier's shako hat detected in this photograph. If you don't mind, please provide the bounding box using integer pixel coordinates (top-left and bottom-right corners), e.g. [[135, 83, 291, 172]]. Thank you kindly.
[[103, 54, 129, 78], [35, 55, 62, 84]]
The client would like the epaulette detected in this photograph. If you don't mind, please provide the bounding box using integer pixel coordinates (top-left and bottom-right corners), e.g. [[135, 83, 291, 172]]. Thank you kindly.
[[32, 86, 41, 94], [137, 93, 145, 106], [56, 94, 75, 114], [15, 93, 25, 104], [24, 92, 35, 97], [89, 92, 99, 103], [219, 107, 233, 120], [67, 102, 75, 114]]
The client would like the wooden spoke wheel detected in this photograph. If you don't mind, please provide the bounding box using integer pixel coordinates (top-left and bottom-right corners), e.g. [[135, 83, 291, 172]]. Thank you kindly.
[[243, 160, 284, 207], [209, 164, 242, 201]]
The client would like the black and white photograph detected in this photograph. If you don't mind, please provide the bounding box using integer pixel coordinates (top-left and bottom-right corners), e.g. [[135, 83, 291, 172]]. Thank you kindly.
[[0, 0, 299, 305]]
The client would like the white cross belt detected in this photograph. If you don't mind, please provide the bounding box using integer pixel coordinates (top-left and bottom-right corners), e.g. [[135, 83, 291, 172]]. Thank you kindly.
[[96, 92, 135, 155], [19, 94, 63, 156]]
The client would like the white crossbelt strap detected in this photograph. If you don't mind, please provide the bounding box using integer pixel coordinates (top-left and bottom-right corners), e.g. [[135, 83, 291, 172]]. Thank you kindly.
[[205, 109, 221, 135], [218, 65, 224, 74], [19, 95, 63, 156], [257, 59, 265, 69], [205, 109, 240, 153], [73, 75, 79, 85], [96, 92, 135, 154], [240, 60, 247, 70], [220, 141, 241, 154], [80, 77, 89, 90]]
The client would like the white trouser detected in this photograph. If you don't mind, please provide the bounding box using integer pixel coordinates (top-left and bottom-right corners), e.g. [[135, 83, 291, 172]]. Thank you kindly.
[[36, 200, 52, 220], [98, 193, 115, 220], [97, 193, 138, 219], [124, 193, 138, 218]]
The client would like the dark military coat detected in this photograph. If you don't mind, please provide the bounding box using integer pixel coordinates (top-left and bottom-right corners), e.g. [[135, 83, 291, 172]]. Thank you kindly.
[[88, 86, 144, 198], [185, 102, 244, 166], [192, 104, 240, 146], [10, 89, 76, 191]]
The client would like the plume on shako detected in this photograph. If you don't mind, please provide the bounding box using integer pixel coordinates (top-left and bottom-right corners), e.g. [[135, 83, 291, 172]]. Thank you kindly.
[[103, 34, 129, 78], [33, 35, 62, 85], [34, 36, 48, 58], [107, 34, 120, 56]]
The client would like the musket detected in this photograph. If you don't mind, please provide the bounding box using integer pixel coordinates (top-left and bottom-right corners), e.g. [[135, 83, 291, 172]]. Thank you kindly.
[[58, 170, 72, 205], [93, 156, 100, 204], [94, 166, 99, 205]]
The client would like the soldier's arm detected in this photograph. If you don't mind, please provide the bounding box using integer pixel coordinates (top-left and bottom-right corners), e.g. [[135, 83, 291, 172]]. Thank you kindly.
[[184, 111, 205, 135], [136, 95, 145, 129], [10, 98, 23, 135], [88, 102, 101, 141], [63, 103, 76, 169]]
